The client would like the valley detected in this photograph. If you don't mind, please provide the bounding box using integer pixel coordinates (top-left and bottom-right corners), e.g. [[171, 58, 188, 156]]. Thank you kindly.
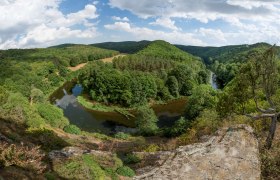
[[0, 40, 279, 179]]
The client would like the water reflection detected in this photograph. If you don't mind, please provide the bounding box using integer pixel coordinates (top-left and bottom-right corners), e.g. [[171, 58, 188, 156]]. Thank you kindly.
[[50, 82, 187, 134]]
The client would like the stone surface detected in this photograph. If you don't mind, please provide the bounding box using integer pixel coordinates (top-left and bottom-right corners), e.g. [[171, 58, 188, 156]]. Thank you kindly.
[[134, 125, 260, 180]]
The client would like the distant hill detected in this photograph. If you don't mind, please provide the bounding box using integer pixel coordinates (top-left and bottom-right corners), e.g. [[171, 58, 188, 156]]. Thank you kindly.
[[176, 42, 272, 65], [91, 40, 151, 54], [137, 40, 201, 62]]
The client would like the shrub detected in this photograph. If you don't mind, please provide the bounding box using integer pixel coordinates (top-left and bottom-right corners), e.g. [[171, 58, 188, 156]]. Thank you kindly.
[[192, 109, 220, 137], [135, 106, 158, 136], [105, 168, 118, 180], [37, 104, 69, 128], [0, 143, 46, 174], [53, 154, 106, 179], [144, 144, 160, 152], [114, 132, 130, 140], [64, 125, 82, 135], [123, 153, 141, 164], [164, 117, 190, 137], [116, 166, 135, 177]]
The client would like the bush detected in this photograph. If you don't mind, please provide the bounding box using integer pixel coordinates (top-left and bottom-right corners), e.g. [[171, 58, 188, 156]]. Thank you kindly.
[[135, 106, 158, 136], [123, 153, 141, 164], [53, 154, 106, 179], [37, 104, 69, 128], [116, 166, 135, 177], [114, 132, 130, 140], [105, 168, 118, 180], [192, 109, 220, 137], [144, 144, 160, 152], [164, 117, 190, 137], [0, 143, 46, 174], [64, 125, 82, 135]]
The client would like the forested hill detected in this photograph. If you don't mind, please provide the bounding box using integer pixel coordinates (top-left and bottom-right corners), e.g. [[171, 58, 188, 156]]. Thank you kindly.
[[137, 40, 200, 62], [0, 45, 118, 67], [175, 42, 272, 65], [176, 42, 275, 87], [91, 40, 151, 54]]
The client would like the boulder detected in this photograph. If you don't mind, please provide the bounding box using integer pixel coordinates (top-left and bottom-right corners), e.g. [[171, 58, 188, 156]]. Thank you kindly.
[[134, 125, 260, 180]]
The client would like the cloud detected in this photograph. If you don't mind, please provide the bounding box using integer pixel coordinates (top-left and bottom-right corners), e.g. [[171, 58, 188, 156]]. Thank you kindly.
[[104, 22, 205, 45], [150, 17, 180, 31], [112, 16, 129, 21], [108, 0, 280, 45], [0, 0, 99, 49]]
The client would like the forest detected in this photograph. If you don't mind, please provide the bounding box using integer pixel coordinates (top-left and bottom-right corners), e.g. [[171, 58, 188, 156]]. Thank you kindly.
[[0, 40, 280, 179]]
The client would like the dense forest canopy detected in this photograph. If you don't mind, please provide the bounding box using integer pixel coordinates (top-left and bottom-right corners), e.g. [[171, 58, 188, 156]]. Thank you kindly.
[[78, 40, 209, 107], [91, 41, 151, 54], [177, 43, 275, 87]]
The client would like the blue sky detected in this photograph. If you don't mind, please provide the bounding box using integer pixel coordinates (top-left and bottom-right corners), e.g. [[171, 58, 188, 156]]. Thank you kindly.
[[0, 0, 280, 49]]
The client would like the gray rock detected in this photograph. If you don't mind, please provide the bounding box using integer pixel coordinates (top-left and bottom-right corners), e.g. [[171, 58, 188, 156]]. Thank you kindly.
[[134, 124, 260, 180]]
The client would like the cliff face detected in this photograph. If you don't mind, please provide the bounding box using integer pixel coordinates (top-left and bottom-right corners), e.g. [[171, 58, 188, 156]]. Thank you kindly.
[[134, 125, 260, 180]]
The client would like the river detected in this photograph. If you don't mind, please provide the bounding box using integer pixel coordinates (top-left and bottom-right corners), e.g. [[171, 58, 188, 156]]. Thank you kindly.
[[49, 81, 187, 134]]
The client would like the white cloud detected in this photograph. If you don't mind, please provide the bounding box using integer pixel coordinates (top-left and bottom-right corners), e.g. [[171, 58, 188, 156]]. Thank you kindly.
[[150, 17, 180, 31], [104, 22, 205, 45], [108, 0, 280, 45], [0, 0, 99, 49], [112, 16, 129, 21]]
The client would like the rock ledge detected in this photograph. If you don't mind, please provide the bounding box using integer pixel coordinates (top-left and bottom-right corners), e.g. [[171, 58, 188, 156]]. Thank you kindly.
[[134, 124, 260, 180]]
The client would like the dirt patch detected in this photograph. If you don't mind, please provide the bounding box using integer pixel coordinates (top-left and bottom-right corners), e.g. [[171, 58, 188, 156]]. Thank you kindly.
[[100, 54, 126, 63], [68, 63, 87, 71], [68, 54, 126, 71]]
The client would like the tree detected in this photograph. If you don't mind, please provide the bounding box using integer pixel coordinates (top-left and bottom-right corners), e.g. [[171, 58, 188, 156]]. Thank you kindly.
[[220, 46, 279, 149], [30, 87, 44, 105], [186, 84, 217, 119], [166, 76, 179, 98], [135, 106, 158, 135], [240, 46, 279, 149]]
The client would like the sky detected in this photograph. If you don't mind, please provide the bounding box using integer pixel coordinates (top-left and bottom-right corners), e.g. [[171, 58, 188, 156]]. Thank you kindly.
[[0, 0, 280, 49]]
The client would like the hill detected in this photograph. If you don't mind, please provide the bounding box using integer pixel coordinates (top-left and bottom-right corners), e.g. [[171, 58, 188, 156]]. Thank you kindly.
[[176, 42, 272, 65], [137, 40, 201, 62], [91, 40, 151, 54], [176, 43, 273, 86]]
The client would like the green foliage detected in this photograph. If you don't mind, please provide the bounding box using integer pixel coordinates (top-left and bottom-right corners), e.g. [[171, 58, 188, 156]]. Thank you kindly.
[[137, 40, 198, 63], [116, 166, 135, 177], [54, 154, 106, 180], [164, 117, 190, 137], [105, 168, 118, 180], [166, 76, 179, 98], [143, 144, 160, 152], [123, 154, 141, 164], [178, 42, 272, 86], [30, 87, 44, 104], [79, 63, 158, 107], [135, 106, 158, 135], [192, 109, 220, 137], [92, 40, 150, 54], [114, 132, 130, 140], [37, 104, 69, 128], [186, 85, 218, 119], [64, 124, 82, 135]]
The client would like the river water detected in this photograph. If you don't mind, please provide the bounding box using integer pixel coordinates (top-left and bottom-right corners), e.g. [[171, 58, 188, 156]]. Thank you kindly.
[[49, 81, 187, 134], [50, 72, 217, 134]]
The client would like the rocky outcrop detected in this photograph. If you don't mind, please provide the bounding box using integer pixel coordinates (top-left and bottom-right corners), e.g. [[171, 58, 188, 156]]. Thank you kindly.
[[134, 125, 260, 180]]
